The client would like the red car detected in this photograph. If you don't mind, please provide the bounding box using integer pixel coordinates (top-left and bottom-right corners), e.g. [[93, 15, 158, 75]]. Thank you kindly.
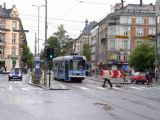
[[130, 72, 147, 84]]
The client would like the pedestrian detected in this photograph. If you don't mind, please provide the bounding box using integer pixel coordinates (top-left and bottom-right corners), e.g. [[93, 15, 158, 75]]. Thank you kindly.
[[146, 72, 152, 86], [101, 69, 113, 88], [122, 72, 126, 82]]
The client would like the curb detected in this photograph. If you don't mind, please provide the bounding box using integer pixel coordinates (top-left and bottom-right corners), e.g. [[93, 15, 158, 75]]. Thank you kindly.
[[28, 81, 69, 90]]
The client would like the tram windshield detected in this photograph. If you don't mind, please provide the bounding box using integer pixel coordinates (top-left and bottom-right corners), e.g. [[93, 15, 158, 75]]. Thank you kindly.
[[70, 59, 85, 70]]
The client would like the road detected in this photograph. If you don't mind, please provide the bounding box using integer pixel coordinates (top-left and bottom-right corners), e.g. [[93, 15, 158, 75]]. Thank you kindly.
[[0, 73, 160, 120]]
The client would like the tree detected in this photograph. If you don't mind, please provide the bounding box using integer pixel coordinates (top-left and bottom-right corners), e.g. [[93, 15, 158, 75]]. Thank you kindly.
[[21, 45, 34, 70], [83, 43, 91, 60], [128, 43, 155, 72], [47, 36, 61, 57], [40, 24, 73, 58]]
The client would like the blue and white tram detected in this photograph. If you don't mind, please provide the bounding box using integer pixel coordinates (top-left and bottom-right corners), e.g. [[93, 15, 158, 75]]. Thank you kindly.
[[52, 55, 86, 82]]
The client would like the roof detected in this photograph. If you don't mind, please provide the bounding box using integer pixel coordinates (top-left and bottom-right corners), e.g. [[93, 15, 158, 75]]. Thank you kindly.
[[82, 20, 97, 35], [0, 6, 10, 17]]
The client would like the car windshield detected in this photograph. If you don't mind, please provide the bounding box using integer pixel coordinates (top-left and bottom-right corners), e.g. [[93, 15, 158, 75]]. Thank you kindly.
[[10, 68, 20, 74], [133, 72, 140, 76]]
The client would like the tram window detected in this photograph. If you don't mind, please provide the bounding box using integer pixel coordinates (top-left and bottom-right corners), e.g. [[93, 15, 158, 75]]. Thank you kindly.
[[78, 60, 85, 69], [70, 60, 73, 69]]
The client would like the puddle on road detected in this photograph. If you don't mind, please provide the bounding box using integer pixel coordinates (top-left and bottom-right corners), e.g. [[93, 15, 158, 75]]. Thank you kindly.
[[94, 102, 113, 111]]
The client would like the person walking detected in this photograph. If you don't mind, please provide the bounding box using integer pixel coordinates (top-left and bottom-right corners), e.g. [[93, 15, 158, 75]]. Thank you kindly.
[[146, 72, 152, 86], [101, 69, 113, 88]]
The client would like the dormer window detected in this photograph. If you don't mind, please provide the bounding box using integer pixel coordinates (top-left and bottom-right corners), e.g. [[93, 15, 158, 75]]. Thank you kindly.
[[12, 21, 17, 30]]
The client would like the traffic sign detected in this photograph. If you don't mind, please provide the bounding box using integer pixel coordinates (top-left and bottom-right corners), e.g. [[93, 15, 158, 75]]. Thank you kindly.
[[101, 69, 122, 78]]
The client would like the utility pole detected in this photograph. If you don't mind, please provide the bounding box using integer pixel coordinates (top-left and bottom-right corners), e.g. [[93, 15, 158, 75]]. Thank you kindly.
[[44, 0, 48, 86], [35, 33, 37, 56], [32, 5, 44, 56]]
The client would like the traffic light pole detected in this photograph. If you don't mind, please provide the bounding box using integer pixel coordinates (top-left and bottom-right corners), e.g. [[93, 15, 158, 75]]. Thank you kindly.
[[49, 69, 51, 87], [44, 0, 48, 86]]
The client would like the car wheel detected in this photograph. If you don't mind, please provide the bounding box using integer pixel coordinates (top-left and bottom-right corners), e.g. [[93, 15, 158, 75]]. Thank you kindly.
[[9, 77, 11, 81]]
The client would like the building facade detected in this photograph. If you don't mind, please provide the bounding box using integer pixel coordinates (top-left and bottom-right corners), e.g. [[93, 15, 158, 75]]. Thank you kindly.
[[156, 0, 160, 77], [74, 20, 97, 56], [107, 3, 155, 70], [0, 4, 27, 71]]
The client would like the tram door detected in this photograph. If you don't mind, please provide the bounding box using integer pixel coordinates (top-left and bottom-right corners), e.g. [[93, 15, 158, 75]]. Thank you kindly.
[[65, 60, 69, 80]]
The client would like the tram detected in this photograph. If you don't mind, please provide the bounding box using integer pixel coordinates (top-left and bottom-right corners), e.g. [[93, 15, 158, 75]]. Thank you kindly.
[[52, 55, 86, 82]]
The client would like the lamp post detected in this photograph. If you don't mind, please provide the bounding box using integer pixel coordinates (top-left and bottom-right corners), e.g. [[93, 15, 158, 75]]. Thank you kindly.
[[32, 5, 44, 56], [44, 0, 48, 86], [155, 15, 160, 81]]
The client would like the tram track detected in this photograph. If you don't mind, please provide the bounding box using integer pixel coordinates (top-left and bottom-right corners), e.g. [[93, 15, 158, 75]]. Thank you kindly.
[[53, 80, 158, 120]]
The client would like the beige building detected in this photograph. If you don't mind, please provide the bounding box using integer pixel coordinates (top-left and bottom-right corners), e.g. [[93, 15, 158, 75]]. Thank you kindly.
[[90, 2, 156, 71], [0, 4, 27, 71]]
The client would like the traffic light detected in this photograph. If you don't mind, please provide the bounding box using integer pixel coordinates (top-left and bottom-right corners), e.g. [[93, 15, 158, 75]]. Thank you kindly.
[[44, 47, 48, 58], [47, 47, 54, 60]]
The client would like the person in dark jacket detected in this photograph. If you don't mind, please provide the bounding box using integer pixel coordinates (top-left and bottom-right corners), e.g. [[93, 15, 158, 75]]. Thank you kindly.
[[146, 72, 152, 86]]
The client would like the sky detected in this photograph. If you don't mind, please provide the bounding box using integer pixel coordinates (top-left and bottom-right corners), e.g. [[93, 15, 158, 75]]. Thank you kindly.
[[0, 0, 157, 53]]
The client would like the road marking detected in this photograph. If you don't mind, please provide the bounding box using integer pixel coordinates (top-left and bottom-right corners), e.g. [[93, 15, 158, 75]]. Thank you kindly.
[[79, 86, 89, 90], [130, 86, 150, 90], [96, 86, 106, 90]]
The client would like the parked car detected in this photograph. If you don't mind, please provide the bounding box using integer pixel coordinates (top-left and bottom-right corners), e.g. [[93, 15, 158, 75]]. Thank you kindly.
[[130, 72, 147, 84], [8, 68, 22, 81]]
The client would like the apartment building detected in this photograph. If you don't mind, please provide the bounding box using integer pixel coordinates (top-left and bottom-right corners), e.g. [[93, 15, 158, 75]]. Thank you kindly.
[[0, 4, 27, 71], [74, 20, 97, 56], [89, 2, 156, 71], [107, 3, 155, 70], [155, 0, 160, 76]]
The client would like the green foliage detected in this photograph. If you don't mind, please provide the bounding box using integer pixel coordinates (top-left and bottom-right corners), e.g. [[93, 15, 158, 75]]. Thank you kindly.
[[47, 36, 61, 57], [21, 45, 34, 70], [83, 43, 91, 60], [128, 43, 155, 71], [49, 24, 73, 56]]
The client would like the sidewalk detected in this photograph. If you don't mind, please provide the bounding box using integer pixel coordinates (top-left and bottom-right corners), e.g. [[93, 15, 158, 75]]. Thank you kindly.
[[28, 75, 69, 90]]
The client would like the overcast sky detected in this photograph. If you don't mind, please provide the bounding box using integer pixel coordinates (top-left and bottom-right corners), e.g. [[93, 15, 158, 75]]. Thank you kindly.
[[0, 0, 156, 53]]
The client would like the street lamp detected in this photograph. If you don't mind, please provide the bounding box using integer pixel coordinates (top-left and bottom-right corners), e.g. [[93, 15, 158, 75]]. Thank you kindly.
[[155, 15, 160, 80], [32, 5, 44, 56]]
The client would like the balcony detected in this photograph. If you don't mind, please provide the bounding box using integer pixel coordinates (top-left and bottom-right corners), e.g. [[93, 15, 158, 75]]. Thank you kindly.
[[0, 41, 5, 46], [135, 35, 155, 40], [114, 35, 129, 39], [0, 54, 5, 60], [0, 27, 10, 32]]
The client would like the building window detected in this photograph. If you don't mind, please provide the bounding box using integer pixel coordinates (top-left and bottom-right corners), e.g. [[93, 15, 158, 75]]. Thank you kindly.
[[148, 17, 155, 25], [0, 20, 5, 28], [120, 16, 131, 24], [121, 27, 128, 36], [12, 21, 17, 30], [136, 17, 144, 24], [0, 49, 4, 55], [0, 34, 5, 42], [110, 40, 115, 49], [123, 40, 128, 49], [12, 33, 16, 44], [12, 47, 16, 56], [117, 53, 120, 60], [109, 27, 116, 37], [136, 39, 143, 46], [136, 27, 144, 36], [148, 27, 155, 35], [124, 53, 127, 61]]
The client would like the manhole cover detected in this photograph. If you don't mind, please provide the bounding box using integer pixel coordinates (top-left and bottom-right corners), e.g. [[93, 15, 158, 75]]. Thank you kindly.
[[94, 103, 113, 110]]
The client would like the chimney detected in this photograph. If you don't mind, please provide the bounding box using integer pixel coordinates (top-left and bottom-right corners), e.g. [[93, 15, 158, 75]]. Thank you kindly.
[[121, 0, 124, 9], [140, 0, 143, 6], [3, 2, 6, 9]]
